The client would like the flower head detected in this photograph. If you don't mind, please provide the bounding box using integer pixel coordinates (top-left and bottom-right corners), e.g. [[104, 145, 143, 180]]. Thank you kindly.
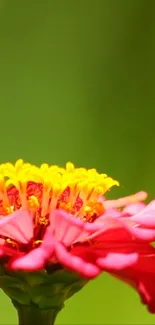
[[0, 159, 155, 314], [0, 159, 118, 266]]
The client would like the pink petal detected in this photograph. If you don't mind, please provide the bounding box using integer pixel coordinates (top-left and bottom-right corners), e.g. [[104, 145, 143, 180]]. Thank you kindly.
[[55, 240, 100, 279], [95, 209, 121, 223], [122, 203, 146, 215], [0, 210, 33, 244], [117, 216, 155, 241], [87, 215, 155, 243], [50, 210, 101, 246], [71, 224, 155, 272], [71, 242, 139, 273], [129, 200, 155, 227], [104, 191, 148, 209], [11, 229, 54, 270], [10, 247, 48, 270], [126, 226, 155, 241], [97, 252, 138, 270], [87, 217, 132, 242]]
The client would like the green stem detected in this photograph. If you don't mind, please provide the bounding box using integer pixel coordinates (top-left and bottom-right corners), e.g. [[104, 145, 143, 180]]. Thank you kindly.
[[13, 301, 61, 325]]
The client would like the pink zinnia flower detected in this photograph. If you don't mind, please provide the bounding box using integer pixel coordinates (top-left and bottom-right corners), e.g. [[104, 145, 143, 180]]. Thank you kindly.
[[0, 160, 155, 313], [0, 159, 119, 274]]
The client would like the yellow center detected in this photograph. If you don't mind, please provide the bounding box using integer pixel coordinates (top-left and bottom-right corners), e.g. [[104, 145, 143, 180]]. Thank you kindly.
[[0, 159, 119, 223]]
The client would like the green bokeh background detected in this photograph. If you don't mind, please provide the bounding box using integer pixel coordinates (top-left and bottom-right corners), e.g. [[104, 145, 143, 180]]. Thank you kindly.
[[0, 0, 155, 323]]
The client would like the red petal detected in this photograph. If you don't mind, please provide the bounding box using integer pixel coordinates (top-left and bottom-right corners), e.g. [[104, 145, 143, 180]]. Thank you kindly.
[[112, 254, 155, 314]]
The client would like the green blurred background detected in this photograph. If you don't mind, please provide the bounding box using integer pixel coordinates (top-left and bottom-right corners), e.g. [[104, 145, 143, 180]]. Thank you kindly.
[[0, 0, 155, 323]]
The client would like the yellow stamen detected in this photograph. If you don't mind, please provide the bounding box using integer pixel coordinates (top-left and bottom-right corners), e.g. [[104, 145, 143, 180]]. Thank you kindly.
[[59, 202, 72, 213], [66, 162, 74, 172], [6, 238, 18, 249], [0, 159, 119, 223], [33, 240, 43, 248], [28, 195, 39, 210], [5, 206, 14, 214], [38, 216, 49, 226]]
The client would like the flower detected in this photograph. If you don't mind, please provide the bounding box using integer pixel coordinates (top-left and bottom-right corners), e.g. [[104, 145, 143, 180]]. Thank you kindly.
[[12, 190, 155, 313], [0, 159, 119, 273], [0, 159, 155, 314]]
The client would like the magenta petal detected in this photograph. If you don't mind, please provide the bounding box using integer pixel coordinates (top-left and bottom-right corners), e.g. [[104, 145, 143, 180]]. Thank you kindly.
[[55, 241, 100, 279], [97, 253, 138, 270], [0, 210, 33, 243]]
